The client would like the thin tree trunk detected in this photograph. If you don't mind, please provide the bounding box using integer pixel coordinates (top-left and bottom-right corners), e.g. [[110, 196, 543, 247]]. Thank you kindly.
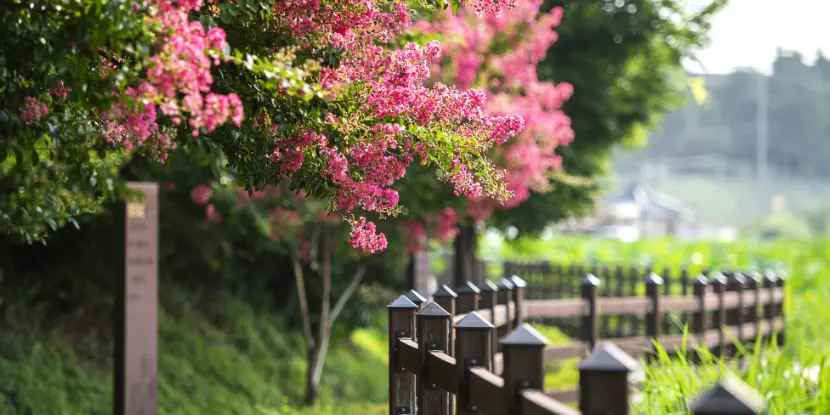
[[291, 254, 315, 351], [453, 221, 479, 287], [301, 224, 367, 406]]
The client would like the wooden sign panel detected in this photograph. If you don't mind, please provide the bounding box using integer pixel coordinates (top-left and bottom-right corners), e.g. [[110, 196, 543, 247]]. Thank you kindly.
[[114, 182, 159, 415]]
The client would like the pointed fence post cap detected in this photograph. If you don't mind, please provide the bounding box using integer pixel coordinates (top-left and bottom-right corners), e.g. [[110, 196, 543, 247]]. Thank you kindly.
[[645, 272, 664, 285], [405, 289, 427, 305], [578, 342, 641, 373], [454, 311, 495, 329], [709, 271, 728, 285], [689, 375, 765, 414], [694, 274, 709, 285], [479, 280, 499, 292], [418, 301, 451, 317], [582, 273, 601, 286], [388, 295, 419, 309], [433, 285, 458, 298], [496, 277, 515, 290], [729, 272, 747, 284], [763, 271, 778, 283], [500, 323, 550, 346], [508, 275, 527, 288], [456, 281, 482, 294], [745, 271, 762, 284]]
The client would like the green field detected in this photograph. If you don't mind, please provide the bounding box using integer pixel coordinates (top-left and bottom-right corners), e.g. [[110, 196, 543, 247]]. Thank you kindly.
[[1, 237, 828, 413]]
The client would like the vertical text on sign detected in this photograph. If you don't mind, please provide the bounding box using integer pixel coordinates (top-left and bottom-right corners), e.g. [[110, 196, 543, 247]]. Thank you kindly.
[[115, 182, 159, 415]]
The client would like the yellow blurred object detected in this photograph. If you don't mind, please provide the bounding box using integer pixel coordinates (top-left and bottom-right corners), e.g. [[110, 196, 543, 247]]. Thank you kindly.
[[689, 76, 710, 106]]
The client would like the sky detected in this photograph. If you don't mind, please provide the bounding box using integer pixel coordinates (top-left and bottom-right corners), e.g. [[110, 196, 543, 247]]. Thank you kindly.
[[682, 0, 830, 75]]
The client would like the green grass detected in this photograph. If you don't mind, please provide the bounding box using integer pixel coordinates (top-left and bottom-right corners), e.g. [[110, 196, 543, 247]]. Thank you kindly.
[[2, 236, 829, 414], [0, 283, 389, 415]]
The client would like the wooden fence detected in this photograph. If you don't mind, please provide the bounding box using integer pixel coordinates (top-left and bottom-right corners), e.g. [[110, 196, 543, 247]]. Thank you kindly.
[[388, 270, 785, 414]]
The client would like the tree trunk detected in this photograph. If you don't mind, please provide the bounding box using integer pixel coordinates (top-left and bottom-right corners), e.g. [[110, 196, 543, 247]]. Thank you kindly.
[[294, 224, 367, 407], [453, 222, 479, 287]]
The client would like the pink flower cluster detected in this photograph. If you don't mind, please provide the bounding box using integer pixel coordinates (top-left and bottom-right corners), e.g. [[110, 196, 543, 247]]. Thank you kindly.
[[348, 216, 387, 253], [103, 0, 242, 159], [419, 0, 575, 220], [268, 1, 531, 250], [20, 97, 48, 124]]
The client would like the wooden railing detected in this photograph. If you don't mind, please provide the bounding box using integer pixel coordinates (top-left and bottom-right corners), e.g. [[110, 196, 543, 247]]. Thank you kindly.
[[389, 271, 785, 414]]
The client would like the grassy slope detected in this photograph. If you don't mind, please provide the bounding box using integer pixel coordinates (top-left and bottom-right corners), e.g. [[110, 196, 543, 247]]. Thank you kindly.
[[0, 283, 390, 415]]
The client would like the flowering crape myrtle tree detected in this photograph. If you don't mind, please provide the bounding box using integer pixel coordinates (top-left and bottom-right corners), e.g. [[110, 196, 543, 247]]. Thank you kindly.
[[0, 0, 523, 248], [400, 0, 575, 283]]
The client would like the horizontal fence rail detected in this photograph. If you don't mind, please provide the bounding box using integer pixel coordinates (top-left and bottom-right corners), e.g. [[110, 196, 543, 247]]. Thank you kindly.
[[392, 268, 785, 414]]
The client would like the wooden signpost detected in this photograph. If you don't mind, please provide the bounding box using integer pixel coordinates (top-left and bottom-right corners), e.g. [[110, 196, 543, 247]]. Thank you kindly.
[[114, 182, 159, 415]]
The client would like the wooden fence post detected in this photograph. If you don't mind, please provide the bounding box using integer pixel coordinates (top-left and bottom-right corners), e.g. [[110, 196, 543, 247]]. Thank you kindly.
[[776, 273, 785, 346], [501, 324, 550, 415], [407, 289, 427, 311], [628, 266, 640, 337], [509, 275, 526, 327], [645, 272, 663, 362], [600, 266, 612, 337], [578, 342, 640, 415], [690, 375, 765, 415], [745, 271, 762, 342], [433, 285, 458, 357], [710, 272, 728, 358], [726, 272, 746, 355], [478, 281, 498, 322], [417, 302, 452, 415], [762, 271, 777, 344], [582, 274, 600, 353], [614, 265, 625, 337], [681, 268, 690, 331], [388, 295, 419, 415], [456, 282, 481, 314], [692, 275, 709, 363], [496, 277, 515, 334], [454, 312, 494, 415], [662, 267, 672, 335]]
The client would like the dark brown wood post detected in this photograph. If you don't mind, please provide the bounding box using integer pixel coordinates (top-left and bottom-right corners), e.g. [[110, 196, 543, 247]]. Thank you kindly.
[[508, 275, 526, 327], [501, 324, 550, 415], [763, 271, 777, 343], [776, 273, 785, 346], [746, 271, 762, 342], [645, 272, 663, 362], [614, 265, 625, 337], [456, 282, 481, 314], [406, 289, 427, 311], [115, 182, 159, 415], [690, 376, 765, 415], [692, 275, 709, 363], [478, 281, 498, 322], [681, 268, 690, 332], [726, 272, 746, 355], [600, 265, 612, 337], [629, 266, 640, 336], [454, 312, 494, 415], [417, 303, 452, 415], [496, 277, 515, 334], [388, 295, 419, 415], [710, 272, 728, 358], [579, 342, 640, 415], [477, 281, 498, 369], [662, 267, 672, 335], [433, 286, 458, 356], [582, 274, 600, 352]]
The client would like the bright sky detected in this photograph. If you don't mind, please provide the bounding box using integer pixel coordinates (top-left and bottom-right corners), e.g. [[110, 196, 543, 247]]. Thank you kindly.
[[682, 0, 830, 75]]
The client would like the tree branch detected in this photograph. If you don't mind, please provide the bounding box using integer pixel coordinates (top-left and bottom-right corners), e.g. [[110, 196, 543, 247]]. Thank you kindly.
[[291, 253, 316, 350], [317, 224, 331, 344], [327, 262, 367, 330]]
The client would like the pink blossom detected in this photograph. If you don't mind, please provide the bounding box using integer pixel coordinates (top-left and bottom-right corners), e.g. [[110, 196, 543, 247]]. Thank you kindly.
[[190, 185, 213, 205]]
